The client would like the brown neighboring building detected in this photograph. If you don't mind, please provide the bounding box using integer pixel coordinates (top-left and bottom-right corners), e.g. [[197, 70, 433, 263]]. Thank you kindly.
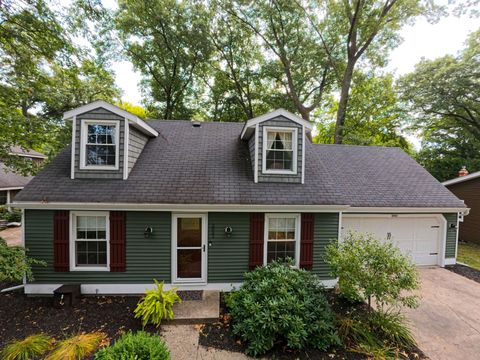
[[443, 167, 480, 245]]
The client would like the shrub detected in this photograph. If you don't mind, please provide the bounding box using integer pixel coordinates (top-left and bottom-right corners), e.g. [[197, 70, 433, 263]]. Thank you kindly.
[[0, 238, 46, 281], [225, 261, 339, 357], [94, 331, 170, 360], [1, 334, 53, 360], [325, 231, 420, 309], [134, 280, 182, 328], [45, 332, 106, 360], [4, 210, 21, 223]]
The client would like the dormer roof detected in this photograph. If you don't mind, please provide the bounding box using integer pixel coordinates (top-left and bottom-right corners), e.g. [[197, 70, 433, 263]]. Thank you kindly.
[[63, 100, 158, 138], [240, 108, 313, 140]]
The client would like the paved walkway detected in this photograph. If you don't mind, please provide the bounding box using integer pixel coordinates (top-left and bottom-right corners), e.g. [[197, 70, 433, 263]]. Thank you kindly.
[[0, 227, 21, 246], [161, 324, 252, 360], [403, 267, 480, 360]]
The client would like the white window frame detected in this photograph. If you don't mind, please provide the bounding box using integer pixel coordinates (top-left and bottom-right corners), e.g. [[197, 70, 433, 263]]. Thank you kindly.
[[262, 126, 298, 175], [79, 119, 120, 170], [264, 213, 301, 266], [70, 211, 110, 271]]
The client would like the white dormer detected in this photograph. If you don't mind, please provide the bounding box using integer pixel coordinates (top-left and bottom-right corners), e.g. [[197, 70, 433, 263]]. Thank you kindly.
[[63, 101, 158, 180], [241, 109, 313, 184]]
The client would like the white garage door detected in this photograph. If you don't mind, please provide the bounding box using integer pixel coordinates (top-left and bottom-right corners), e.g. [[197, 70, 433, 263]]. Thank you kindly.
[[341, 216, 442, 266]]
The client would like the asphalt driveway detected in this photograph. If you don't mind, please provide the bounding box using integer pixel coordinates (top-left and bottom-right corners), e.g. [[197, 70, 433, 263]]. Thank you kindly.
[[403, 267, 480, 360]]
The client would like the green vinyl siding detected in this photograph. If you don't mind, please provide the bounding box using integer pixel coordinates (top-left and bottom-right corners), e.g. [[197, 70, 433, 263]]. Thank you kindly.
[[444, 213, 458, 259], [312, 213, 339, 279], [25, 210, 171, 283], [207, 212, 250, 282]]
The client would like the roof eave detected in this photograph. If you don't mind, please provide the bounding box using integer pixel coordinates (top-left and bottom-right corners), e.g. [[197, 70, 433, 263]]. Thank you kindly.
[[442, 171, 480, 186], [62, 100, 158, 138]]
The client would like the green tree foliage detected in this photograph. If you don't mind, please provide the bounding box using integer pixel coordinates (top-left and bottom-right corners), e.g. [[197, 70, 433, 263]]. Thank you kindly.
[[325, 0, 441, 143], [325, 232, 420, 310], [224, 0, 339, 121], [400, 29, 480, 180], [315, 72, 411, 151], [0, 238, 46, 282], [114, 0, 212, 120], [226, 261, 339, 356], [0, 0, 120, 175]]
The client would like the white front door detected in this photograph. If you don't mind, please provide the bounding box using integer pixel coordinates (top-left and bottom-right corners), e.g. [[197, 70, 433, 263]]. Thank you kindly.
[[341, 215, 442, 266], [172, 214, 207, 283]]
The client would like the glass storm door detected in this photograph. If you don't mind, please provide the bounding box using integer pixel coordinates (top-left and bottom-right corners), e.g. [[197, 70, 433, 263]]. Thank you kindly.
[[173, 214, 206, 283]]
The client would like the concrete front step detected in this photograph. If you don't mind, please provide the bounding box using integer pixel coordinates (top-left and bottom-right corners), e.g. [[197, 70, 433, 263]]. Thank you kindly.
[[168, 290, 220, 324]]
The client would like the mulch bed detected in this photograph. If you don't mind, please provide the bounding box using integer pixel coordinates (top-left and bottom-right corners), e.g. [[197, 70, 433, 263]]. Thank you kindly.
[[199, 291, 426, 360], [0, 286, 157, 350], [446, 264, 480, 284]]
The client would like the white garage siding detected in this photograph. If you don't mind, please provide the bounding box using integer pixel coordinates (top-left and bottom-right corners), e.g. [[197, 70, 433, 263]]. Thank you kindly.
[[341, 214, 450, 266]]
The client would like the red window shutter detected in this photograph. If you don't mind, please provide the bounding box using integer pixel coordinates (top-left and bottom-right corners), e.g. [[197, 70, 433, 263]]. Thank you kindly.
[[300, 213, 314, 270], [110, 211, 126, 272], [53, 210, 70, 272], [249, 213, 265, 270]]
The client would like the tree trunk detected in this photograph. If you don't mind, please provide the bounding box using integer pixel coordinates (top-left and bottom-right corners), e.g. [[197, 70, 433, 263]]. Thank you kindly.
[[334, 58, 355, 144]]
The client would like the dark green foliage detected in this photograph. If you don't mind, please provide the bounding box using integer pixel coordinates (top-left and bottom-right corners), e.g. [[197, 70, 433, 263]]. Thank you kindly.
[[2, 209, 22, 222], [225, 261, 339, 356], [0, 238, 46, 282], [94, 331, 170, 360]]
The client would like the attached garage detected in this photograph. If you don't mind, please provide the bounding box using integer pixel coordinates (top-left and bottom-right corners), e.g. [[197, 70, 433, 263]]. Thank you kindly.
[[341, 214, 447, 266]]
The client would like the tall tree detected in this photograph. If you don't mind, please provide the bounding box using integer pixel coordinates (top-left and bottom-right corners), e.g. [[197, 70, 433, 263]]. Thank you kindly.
[[399, 29, 480, 140], [224, 0, 338, 121], [315, 71, 411, 151], [203, 5, 271, 121], [114, 0, 212, 120], [0, 0, 120, 174], [327, 0, 440, 143]]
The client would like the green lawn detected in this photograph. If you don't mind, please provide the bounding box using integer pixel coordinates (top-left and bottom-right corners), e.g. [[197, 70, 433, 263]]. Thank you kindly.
[[457, 242, 480, 270]]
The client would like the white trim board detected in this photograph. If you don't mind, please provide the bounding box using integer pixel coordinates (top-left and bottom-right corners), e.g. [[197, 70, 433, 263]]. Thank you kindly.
[[443, 171, 480, 186], [63, 100, 158, 137], [12, 202, 350, 212], [25, 279, 337, 295], [0, 186, 23, 191], [240, 108, 312, 139]]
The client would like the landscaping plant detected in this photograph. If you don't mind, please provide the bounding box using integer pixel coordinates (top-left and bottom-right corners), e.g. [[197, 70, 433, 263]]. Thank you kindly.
[[134, 280, 182, 328], [1, 334, 54, 360], [325, 231, 420, 310], [0, 238, 46, 282], [225, 260, 339, 357], [94, 331, 170, 360], [45, 332, 106, 360]]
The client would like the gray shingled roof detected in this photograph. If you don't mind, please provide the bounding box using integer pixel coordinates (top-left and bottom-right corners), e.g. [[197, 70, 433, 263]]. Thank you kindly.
[[15, 120, 465, 208], [0, 162, 33, 189]]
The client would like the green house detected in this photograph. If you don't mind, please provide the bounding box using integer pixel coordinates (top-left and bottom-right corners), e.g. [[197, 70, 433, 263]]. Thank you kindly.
[[13, 101, 467, 294]]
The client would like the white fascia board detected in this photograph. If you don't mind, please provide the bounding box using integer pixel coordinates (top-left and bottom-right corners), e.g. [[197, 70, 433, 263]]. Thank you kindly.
[[346, 207, 469, 214], [442, 171, 480, 186], [8, 153, 47, 159], [62, 100, 158, 138], [12, 201, 350, 212], [240, 108, 313, 139], [0, 186, 24, 191]]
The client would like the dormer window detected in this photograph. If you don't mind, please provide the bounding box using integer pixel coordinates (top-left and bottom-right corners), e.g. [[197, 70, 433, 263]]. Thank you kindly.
[[80, 120, 119, 170], [263, 127, 297, 174]]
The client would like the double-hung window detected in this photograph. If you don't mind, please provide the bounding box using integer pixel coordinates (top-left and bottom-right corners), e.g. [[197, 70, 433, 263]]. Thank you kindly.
[[263, 127, 297, 174], [71, 212, 109, 271], [80, 120, 119, 169], [264, 214, 300, 265]]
